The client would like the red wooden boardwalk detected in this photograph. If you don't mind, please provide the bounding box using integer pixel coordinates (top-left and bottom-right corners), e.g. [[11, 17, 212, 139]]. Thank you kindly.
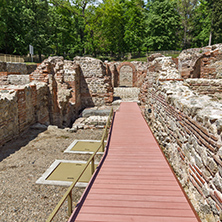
[[68, 102, 200, 222]]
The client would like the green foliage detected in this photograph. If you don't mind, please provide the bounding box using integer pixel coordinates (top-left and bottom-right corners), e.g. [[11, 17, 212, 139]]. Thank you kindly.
[[0, 0, 7, 48], [123, 0, 146, 52], [0, 0, 221, 59], [125, 56, 147, 62], [191, 0, 212, 47], [95, 0, 126, 55], [212, 0, 222, 44], [144, 0, 182, 51], [176, 0, 199, 49]]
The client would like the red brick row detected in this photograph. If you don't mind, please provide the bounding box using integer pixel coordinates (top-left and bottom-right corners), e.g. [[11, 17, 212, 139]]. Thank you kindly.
[[153, 91, 219, 153]]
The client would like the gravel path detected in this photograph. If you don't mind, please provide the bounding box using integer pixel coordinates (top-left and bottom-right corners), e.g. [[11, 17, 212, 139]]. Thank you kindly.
[[0, 127, 103, 222]]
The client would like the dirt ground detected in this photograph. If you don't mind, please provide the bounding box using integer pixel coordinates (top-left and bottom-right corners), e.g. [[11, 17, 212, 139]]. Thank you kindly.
[[0, 126, 103, 222]]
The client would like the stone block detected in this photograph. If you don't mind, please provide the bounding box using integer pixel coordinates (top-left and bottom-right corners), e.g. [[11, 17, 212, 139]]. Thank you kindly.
[[6, 62, 27, 74], [212, 174, 222, 193], [195, 154, 204, 168], [206, 157, 218, 176]]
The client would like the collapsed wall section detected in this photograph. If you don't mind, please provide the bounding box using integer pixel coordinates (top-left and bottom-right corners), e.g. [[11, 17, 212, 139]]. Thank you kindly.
[[179, 44, 222, 79], [30, 56, 82, 127], [140, 56, 222, 222], [73, 56, 113, 107], [0, 56, 114, 147]]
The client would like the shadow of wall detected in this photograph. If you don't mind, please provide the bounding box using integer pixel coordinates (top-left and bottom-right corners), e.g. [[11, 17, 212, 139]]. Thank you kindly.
[[73, 56, 113, 109]]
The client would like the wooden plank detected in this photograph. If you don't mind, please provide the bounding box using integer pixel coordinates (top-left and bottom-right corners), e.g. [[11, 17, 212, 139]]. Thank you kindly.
[[83, 199, 192, 210], [91, 175, 177, 181], [89, 183, 182, 191], [89, 188, 184, 197], [75, 213, 197, 222], [84, 193, 187, 202], [79, 206, 196, 217], [92, 179, 180, 186]]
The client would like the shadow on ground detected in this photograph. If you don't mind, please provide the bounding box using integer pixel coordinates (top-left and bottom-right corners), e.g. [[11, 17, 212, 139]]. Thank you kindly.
[[0, 128, 46, 162]]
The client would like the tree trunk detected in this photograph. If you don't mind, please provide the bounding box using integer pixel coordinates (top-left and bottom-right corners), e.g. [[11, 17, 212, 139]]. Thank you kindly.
[[38, 50, 42, 62], [209, 18, 213, 46], [208, 30, 212, 46]]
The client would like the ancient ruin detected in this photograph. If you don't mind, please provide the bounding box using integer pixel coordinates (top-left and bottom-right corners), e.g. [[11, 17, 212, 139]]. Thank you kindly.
[[1, 44, 222, 221]]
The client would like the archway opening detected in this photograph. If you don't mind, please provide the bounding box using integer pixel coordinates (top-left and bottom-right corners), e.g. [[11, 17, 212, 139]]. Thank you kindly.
[[119, 65, 133, 87]]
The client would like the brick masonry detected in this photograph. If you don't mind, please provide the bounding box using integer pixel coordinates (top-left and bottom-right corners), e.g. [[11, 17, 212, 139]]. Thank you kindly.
[[106, 61, 147, 88], [0, 85, 40, 147], [1, 51, 222, 221], [179, 44, 222, 79], [140, 56, 222, 222], [0, 56, 114, 147]]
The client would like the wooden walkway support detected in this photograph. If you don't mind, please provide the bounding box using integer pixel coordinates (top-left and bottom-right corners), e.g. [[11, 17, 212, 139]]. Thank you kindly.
[[68, 102, 201, 222]]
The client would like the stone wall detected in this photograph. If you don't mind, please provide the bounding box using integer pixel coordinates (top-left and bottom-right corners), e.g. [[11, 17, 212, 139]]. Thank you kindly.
[[73, 56, 113, 108], [0, 62, 38, 85], [0, 61, 28, 74], [186, 79, 222, 101], [7, 75, 30, 85], [119, 65, 133, 86], [0, 72, 30, 85], [131, 61, 147, 87], [0, 56, 114, 147], [0, 83, 48, 146], [140, 56, 222, 222], [30, 56, 81, 127]]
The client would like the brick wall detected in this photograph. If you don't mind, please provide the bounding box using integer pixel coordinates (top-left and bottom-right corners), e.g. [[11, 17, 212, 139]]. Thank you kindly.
[[179, 44, 222, 79], [0, 84, 47, 146], [0, 72, 8, 84], [0, 90, 18, 147], [141, 60, 222, 221], [186, 79, 222, 100], [106, 61, 147, 88]]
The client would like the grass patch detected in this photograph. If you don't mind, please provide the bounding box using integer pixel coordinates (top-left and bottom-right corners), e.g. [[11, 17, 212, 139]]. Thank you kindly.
[[25, 62, 38, 65], [164, 53, 180, 58], [124, 57, 148, 62]]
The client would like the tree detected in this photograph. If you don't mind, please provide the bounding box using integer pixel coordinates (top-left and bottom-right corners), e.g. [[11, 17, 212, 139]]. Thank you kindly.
[[191, 0, 212, 47], [211, 0, 222, 44], [191, 0, 222, 46], [176, 0, 198, 49], [0, 0, 28, 54], [49, 0, 97, 55], [123, 0, 146, 53], [144, 0, 182, 51], [0, 0, 7, 49], [23, 0, 51, 61], [94, 0, 126, 56], [48, 4, 82, 58]]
